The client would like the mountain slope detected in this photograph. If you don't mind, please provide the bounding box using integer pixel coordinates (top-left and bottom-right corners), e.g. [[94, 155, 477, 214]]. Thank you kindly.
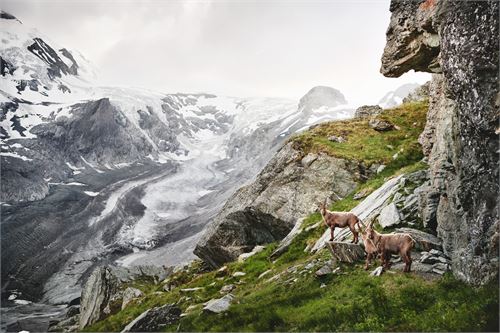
[[0, 11, 354, 307]]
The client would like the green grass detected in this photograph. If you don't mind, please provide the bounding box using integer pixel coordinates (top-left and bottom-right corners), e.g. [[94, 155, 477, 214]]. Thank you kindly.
[[85, 100, 499, 332], [289, 100, 428, 166]]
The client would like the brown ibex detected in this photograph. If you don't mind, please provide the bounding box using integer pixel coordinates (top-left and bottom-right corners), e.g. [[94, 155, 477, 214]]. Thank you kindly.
[[319, 199, 361, 243], [360, 227, 380, 270], [363, 221, 415, 272]]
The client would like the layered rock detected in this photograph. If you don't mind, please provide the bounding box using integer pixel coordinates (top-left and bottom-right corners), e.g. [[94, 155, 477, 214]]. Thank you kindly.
[[194, 142, 361, 267], [381, 0, 499, 285], [78, 265, 173, 330]]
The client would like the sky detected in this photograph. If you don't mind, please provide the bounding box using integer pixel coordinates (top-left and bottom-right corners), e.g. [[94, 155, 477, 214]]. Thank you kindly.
[[2, 0, 431, 105]]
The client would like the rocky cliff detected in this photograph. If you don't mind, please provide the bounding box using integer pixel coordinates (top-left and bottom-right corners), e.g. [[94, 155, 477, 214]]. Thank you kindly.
[[381, 0, 499, 285], [194, 142, 361, 267]]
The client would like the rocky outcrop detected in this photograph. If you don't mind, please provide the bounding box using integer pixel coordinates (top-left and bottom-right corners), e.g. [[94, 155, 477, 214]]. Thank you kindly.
[[381, 0, 499, 285], [78, 265, 173, 330], [195, 142, 361, 267]]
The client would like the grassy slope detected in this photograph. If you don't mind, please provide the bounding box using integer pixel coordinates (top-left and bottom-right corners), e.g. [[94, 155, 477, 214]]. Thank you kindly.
[[86, 101, 499, 332]]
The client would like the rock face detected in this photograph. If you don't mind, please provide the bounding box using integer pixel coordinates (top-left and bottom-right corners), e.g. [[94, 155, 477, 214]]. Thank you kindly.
[[79, 265, 172, 330], [298, 86, 347, 112], [381, 0, 499, 285], [194, 142, 360, 267], [79, 267, 121, 330]]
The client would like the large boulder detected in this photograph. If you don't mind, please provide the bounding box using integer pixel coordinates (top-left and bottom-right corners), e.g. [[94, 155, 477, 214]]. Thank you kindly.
[[195, 142, 360, 267], [354, 105, 382, 119], [121, 304, 181, 332], [326, 242, 365, 264], [381, 0, 499, 285]]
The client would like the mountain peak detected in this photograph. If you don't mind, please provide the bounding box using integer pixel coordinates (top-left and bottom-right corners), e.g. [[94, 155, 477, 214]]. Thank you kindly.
[[298, 86, 347, 113]]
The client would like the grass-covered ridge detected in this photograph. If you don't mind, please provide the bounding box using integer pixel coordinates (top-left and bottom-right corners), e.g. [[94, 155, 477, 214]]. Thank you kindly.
[[85, 101, 499, 332], [290, 100, 428, 165]]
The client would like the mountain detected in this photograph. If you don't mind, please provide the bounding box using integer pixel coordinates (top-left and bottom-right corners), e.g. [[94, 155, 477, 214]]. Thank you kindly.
[[0, 11, 354, 306], [377, 83, 420, 108]]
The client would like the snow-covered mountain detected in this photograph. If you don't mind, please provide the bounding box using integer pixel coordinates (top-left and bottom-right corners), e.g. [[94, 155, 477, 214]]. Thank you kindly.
[[0, 10, 354, 307], [378, 83, 420, 108]]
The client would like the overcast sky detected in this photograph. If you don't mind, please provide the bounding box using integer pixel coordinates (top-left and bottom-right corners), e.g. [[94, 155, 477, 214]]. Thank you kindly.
[[3, 0, 430, 104]]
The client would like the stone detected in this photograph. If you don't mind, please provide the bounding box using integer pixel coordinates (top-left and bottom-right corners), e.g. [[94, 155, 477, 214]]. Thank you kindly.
[[219, 284, 235, 294], [232, 271, 246, 277], [258, 270, 272, 279], [369, 118, 394, 131], [370, 266, 384, 276], [315, 265, 333, 277], [376, 164, 386, 174], [203, 294, 235, 314], [121, 287, 143, 310], [354, 105, 383, 119], [121, 304, 181, 332], [271, 219, 304, 259], [378, 203, 401, 228], [215, 266, 228, 277], [238, 245, 265, 262], [180, 287, 203, 292], [304, 262, 315, 270], [326, 241, 365, 264], [395, 228, 442, 251], [328, 135, 346, 143]]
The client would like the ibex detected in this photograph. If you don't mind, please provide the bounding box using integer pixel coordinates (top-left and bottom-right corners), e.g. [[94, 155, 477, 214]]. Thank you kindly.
[[360, 227, 380, 270], [318, 199, 361, 243], [363, 221, 415, 272]]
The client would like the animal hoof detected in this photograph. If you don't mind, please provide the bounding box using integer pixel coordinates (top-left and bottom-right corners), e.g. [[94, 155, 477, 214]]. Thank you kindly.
[[329, 238, 333, 242]]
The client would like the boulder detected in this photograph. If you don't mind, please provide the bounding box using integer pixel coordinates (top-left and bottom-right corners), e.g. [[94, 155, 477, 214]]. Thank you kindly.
[[121, 304, 181, 332], [395, 228, 442, 251], [378, 203, 401, 228], [370, 266, 384, 276], [203, 294, 235, 314], [219, 284, 235, 294], [328, 135, 346, 143], [121, 287, 143, 310], [315, 265, 333, 277], [326, 241, 365, 264], [369, 118, 394, 131], [354, 105, 383, 119]]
